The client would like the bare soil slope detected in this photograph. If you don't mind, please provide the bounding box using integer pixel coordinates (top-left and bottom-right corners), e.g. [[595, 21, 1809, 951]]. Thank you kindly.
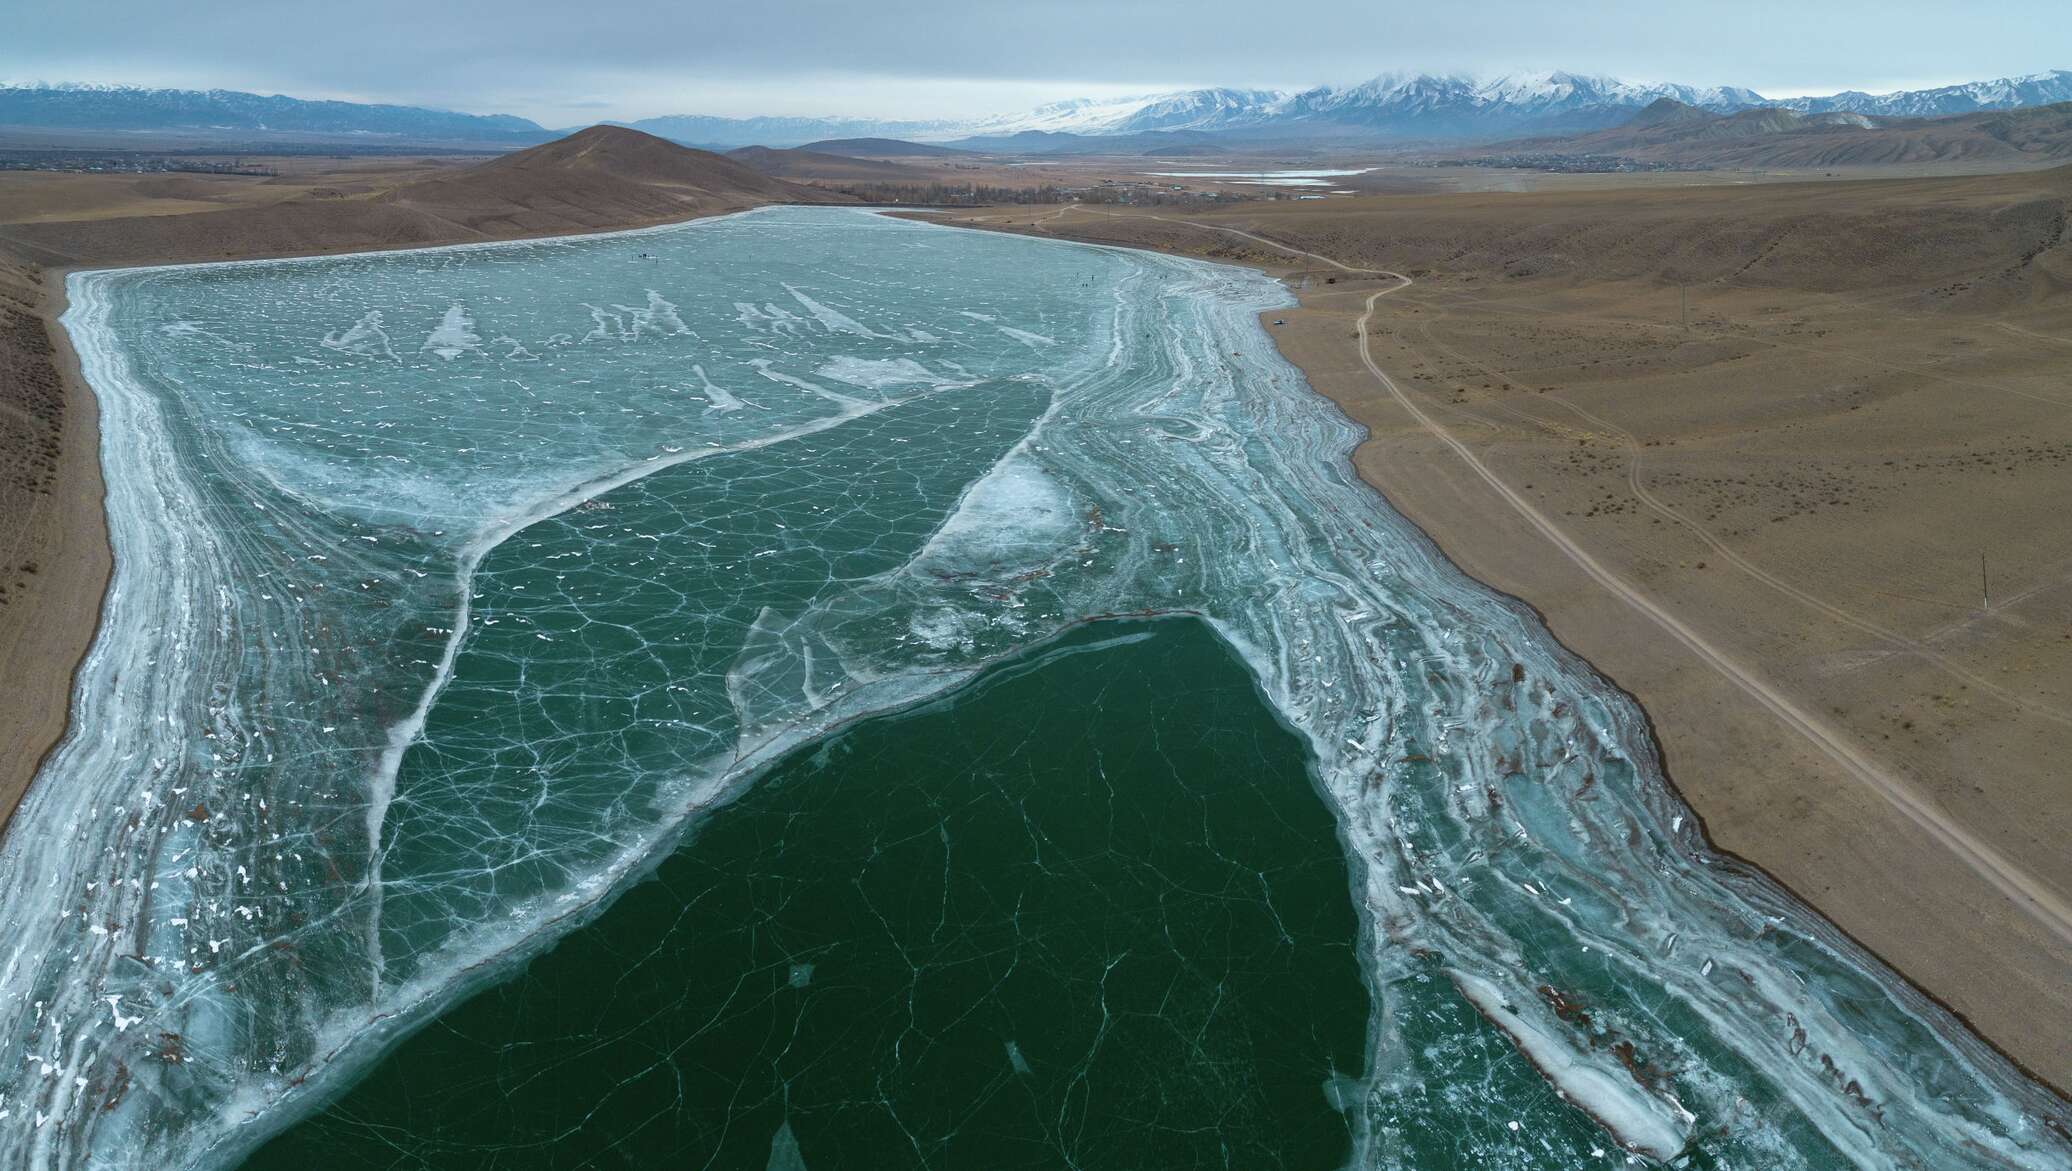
[[404, 125, 826, 226], [799, 137, 976, 159], [726, 145, 937, 183], [0, 258, 107, 831], [0, 125, 834, 267], [1498, 100, 2072, 169]]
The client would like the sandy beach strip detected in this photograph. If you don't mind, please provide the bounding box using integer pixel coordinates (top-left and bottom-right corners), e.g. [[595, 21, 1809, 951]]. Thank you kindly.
[[0, 264, 112, 832]]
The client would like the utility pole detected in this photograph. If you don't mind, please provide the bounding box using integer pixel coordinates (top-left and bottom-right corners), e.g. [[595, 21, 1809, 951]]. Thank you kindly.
[[1681, 284, 1689, 331], [1981, 552, 1990, 610]]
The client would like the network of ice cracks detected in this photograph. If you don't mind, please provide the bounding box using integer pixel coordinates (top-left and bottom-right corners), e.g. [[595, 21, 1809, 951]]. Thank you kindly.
[[0, 206, 2064, 1169]]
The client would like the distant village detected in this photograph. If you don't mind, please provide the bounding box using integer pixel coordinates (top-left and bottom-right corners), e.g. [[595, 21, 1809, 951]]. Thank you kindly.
[[0, 151, 278, 175], [828, 178, 1260, 207], [1437, 153, 1711, 174]]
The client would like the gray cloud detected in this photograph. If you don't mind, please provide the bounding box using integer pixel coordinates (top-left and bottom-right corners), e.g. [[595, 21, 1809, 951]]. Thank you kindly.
[[9, 0, 2068, 122]]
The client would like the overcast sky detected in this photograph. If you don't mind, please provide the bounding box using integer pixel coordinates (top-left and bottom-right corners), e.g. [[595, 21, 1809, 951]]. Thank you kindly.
[[8, 0, 2070, 124]]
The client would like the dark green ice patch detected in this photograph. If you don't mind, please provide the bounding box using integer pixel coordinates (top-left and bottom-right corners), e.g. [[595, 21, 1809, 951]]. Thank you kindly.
[[245, 617, 1372, 1170]]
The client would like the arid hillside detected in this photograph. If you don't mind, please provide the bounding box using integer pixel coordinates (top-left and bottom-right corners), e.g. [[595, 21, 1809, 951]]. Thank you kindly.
[[797, 137, 977, 159], [726, 145, 939, 183], [403, 125, 826, 224], [1071, 164, 2072, 302], [0, 125, 836, 267], [1493, 99, 2072, 169], [0, 256, 107, 832]]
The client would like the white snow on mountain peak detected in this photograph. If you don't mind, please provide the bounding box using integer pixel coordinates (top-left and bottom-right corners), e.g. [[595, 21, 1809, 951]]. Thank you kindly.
[[858, 68, 2072, 144], [15, 67, 2070, 150], [1775, 68, 2072, 117], [936, 70, 1784, 140], [954, 93, 1198, 136]]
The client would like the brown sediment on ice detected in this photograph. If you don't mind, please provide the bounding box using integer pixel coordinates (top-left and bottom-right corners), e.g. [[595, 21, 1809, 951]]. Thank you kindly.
[[1450, 968, 1693, 1160]]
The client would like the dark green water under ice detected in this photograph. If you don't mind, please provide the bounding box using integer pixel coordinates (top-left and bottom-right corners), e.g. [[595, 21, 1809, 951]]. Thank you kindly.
[[249, 619, 1659, 1169]]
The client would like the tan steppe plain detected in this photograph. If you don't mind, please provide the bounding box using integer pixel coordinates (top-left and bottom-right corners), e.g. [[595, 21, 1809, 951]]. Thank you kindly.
[[0, 138, 2067, 1096]]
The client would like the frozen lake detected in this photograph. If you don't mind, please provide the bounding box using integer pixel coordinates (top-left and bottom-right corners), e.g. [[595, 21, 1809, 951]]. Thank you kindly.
[[3, 207, 2065, 1169], [1142, 167, 1374, 186]]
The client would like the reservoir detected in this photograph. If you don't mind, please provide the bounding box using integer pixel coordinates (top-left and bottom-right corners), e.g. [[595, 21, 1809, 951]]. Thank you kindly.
[[3, 207, 2064, 1168]]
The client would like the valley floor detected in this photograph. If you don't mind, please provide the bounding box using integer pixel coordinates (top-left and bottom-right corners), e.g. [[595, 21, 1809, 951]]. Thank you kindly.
[[1, 151, 2067, 1099]]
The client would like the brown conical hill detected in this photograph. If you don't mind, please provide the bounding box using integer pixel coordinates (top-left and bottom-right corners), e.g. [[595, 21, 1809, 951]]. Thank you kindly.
[[1625, 97, 1712, 129], [0, 125, 840, 268], [387, 125, 836, 229]]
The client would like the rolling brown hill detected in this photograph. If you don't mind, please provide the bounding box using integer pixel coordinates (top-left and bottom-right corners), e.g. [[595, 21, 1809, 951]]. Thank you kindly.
[[406, 125, 822, 221], [1491, 99, 2072, 170], [0, 125, 837, 267], [798, 137, 975, 159], [1044, 161, 2072, 306], [725, 145, 938, 183]]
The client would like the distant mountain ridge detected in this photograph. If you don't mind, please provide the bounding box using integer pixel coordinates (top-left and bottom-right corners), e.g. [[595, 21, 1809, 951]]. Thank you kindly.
[[5, 69, 2071, 150], [610, 74, 1776, 146], [1776, 70, 2072, 117], [0, 125, 834, 267], [612, 68, 2072, 147], [1486, 97, 2072, 169], [797, 138, 974, 158], [599, 113, 935, 152], [0, 82, 549, 143], [723, 144, 937, 181]]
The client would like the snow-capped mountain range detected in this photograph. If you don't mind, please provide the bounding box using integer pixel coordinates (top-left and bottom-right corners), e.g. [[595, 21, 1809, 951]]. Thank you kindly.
[[4, 69, 2070, 149], [1076, 73, 1773, 137], [623, 68, 2072, 146], [1774, 71, 2072, 117], [611, 75, 1787, 146], [0, 81, 545, 142]]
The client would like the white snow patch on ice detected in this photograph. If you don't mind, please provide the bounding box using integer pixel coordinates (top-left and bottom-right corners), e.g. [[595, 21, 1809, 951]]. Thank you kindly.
[[419, 304, 482, 360], [783, 284, 886, 338], [749, 359, 870, 409], [1450, 970, 1692, 1160], [615, 290, 690, 338], [908, 608, 978, 652], [813, 356, 960, 391], [692, 365, 751, 413], [996, 326, 1055, 347], [913, 451, 1076, 574], [581, 305, 626, 342], [320, 311, 399, 362]]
